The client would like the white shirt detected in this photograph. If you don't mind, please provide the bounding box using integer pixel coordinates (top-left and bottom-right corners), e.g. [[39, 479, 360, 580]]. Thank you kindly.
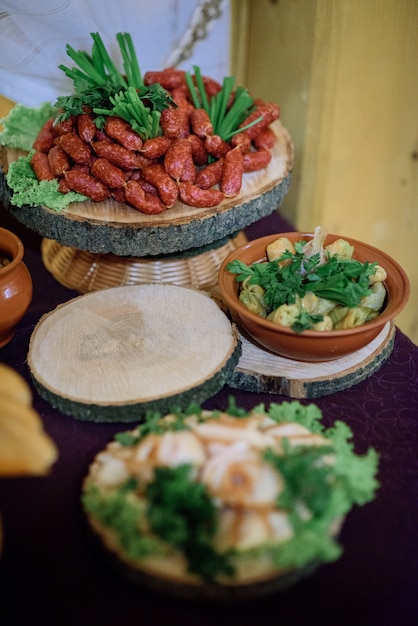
[[0, 0, 230, 106]]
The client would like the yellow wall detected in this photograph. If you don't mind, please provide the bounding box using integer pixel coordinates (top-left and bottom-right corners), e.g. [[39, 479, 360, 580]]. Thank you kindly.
[[232, 0, 418, 344]]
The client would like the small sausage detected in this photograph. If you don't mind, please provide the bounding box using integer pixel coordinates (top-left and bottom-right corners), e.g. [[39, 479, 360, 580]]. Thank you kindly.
[[63, 170, 110, 202], [71, 162, 91, 175], [47, 144, 70, 176], [58, 177, 70, 193], [242, 147, 272, 172], [33, 119, 55, 153], [140, 136, 172, 160], [221, 147, 243, 197], [190, 108, 213, 138], [143, 68, 186, 90], [187, 134, 208, 166], [92, 141, 142, 170], [160, 106, 190, 139], [164, 138, 194, 180], [253, 126, 276, 149], [126, 170, 157, 194], [239, 102, 280, 140], [230, 132, 251, 153], [201, 75, 222, 99], [94, 129, 113, 143], [77, 113, 97, 143], [170, 84, 192, 107], [142, 163, 179, 208], [194, 157, 224, 189], [104, 116, 143, 151], [111, 187, 127, 204], [180, 154, 196, 183], [30, 151, 55, 181], [53, 116, 75, 136], [59, 133, 92, 164], [204, 134, 231, 159], [178, 182, 224, 208], [91, 158, 126, 189], [124, 180, 166, 214]]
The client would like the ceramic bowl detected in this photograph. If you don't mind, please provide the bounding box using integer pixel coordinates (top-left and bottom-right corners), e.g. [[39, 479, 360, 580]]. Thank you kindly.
[[218, 232, 410, 361]]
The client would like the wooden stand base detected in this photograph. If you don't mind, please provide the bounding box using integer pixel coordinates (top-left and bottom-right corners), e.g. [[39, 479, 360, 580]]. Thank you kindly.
[[229, 322, 395, 399], [41, 232, 248, 293]]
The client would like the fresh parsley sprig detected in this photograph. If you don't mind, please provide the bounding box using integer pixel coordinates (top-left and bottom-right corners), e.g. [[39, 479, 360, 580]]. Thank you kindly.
[[146, 465, 234, 581], [227, 248, 377, 332]]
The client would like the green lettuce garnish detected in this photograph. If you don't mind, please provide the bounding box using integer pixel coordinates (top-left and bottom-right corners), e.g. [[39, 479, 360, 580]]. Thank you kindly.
[[6, 150, 87, 211], [0, 102, 57, 151], [1, 102, 87, 211]]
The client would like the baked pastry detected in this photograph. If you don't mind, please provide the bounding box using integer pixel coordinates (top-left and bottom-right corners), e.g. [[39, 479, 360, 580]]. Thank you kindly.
[[0, 364, 58, 553], [0, 364, 58, 476], [82, 399, 379, 600]]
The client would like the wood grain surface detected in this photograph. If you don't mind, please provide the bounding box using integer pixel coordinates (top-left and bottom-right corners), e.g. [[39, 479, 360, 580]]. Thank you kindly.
[[27, 284, 241, 422]]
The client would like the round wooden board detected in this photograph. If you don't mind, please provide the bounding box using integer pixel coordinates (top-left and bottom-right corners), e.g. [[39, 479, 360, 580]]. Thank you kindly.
[[27, 284, 241, 422], [228, 322, 395, 399], [0, 121, 293, 257]]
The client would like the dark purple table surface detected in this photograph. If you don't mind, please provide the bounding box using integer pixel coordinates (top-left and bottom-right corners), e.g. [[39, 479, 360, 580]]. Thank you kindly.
[[1, 207, 417, 626]]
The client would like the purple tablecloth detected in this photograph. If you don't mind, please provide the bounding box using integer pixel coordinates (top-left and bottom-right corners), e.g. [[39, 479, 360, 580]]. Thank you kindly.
[[1, 208, 417, 626]]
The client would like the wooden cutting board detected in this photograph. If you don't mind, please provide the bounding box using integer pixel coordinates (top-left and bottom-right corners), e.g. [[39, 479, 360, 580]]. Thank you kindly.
[[228, 322, 395, 399], [0, 121, 293, 257], [27, 284, 241, 422]]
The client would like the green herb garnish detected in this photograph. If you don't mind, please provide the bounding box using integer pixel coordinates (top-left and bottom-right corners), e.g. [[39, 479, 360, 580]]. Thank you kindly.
[[55, 32, 172, 139], [185, 65, 262, 141], [146, 465, 234, 581], [262, 418, 379, 569], [82, 482, 162, 561], [93, 84, 171, 139], [227, 245, 377, 332]]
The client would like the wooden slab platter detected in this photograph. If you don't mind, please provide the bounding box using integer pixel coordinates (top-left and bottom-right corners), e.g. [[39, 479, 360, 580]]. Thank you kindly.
[[27, 284, 241, 423], [228, 322, 395, 399], [0, 121, 293, 257]]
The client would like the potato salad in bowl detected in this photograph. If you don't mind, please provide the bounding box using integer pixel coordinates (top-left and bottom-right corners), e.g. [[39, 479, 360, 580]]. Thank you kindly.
[[218, 227, 410, 361]]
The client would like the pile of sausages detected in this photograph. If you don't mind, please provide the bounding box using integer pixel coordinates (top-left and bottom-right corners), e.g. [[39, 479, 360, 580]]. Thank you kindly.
[[30, 68, 280, 214]]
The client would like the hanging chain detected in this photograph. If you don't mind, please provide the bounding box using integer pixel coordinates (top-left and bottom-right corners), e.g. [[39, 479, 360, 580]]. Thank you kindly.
[[164, 0, 226, 68]]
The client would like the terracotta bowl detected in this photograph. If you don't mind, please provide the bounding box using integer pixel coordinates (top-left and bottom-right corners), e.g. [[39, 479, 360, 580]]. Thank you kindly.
[[218, 232, 410, 362], [0, 228, 33, 348]]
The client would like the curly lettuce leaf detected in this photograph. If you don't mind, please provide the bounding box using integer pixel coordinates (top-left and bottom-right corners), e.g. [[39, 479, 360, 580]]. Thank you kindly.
[[0, 102, 57, 151], [6, 151, 87, 211]]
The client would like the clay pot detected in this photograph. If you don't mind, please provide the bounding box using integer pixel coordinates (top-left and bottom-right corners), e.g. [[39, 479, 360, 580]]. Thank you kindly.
[[218, 231, 410, 361], [0, 227, 33, 348]]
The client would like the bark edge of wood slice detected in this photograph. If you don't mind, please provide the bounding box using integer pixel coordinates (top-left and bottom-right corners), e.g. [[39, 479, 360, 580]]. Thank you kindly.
[[27, 284, 241, 423], [229, 322, 395, 399]]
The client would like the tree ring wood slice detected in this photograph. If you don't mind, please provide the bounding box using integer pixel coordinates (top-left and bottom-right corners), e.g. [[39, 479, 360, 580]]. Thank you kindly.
[[27, 284, 241, 422], [0, 121, 293, 257], [228, 322, 395, 399]]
